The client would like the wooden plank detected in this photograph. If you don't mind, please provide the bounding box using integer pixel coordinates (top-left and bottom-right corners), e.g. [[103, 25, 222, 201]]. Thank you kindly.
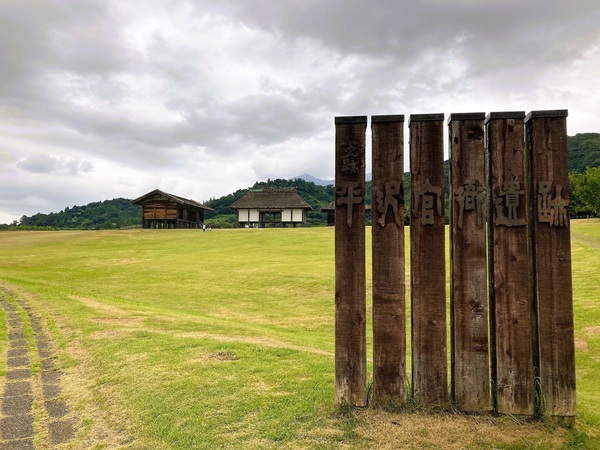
[[371, 115, 406, 405], [525, 110, 576, 419], [448, 113, 491, 413], [334, 116, 367, 406], [409, 113, 447, 406], [486, 111, 533, 416]]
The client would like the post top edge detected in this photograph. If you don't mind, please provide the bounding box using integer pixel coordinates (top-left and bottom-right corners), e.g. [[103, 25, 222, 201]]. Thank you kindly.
[[447, 112, 486, 124], [524, 109, 569, 122], [484, 111, 526, 123], [335, 116, 368, 124], [371, 114, 405, 123], [408, 113, 444, 125]]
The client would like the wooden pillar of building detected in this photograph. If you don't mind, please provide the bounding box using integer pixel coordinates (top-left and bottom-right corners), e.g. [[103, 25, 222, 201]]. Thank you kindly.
[[486, 111, 533, 416], [409, 113, 447, 406], [449, 113, 492, 413], [371, 115, 406, 405], [525, 110, 576, 420], [334, 116, 367, 406]]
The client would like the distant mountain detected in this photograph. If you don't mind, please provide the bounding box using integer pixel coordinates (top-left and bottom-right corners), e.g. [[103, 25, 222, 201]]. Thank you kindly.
[[293, 173, 372, 184], [292, 174, 334, 186]]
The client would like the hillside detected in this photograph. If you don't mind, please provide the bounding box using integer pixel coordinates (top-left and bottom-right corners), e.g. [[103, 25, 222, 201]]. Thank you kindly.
[[568, 133, 600, 172], [4, 198, 141, 230], [3, 133, 599, 229]]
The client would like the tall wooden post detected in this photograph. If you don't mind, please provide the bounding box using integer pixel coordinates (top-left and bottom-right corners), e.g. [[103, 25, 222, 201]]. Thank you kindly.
[[486, 111, 534, 416], [448, 113, 491, 413], [334, 116, 367, 406], [371, 115, 406, 405], [525, 110, 576, 420], [409, 113, 447, 406]]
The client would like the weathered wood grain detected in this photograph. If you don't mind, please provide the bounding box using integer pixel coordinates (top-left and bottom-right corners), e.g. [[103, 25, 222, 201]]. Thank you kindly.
[[409, 113, 447, 406], [449, 113, 491, 413], [371, 115, 406, 405], [334, 116, 367, 406], [525, 110, 576, 419], [486, 111, 533, 416]]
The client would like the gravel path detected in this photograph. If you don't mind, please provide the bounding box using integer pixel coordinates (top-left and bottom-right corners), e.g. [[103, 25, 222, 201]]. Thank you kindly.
[[0, 287, 76, 449]]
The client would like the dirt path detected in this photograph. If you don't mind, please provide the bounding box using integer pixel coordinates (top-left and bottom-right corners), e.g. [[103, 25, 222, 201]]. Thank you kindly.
[[0, 287, 76, 449]]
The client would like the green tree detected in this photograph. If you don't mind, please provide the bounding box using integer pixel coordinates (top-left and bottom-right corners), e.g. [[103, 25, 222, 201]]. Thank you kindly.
[[580, 167, 600, 216], [570, 168, 600, 218]]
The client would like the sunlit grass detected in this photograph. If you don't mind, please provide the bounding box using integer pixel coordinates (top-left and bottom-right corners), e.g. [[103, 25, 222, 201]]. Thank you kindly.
[[0, 223, 599, 448]]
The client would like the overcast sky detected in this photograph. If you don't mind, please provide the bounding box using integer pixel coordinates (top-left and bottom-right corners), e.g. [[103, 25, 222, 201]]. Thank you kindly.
[[1, 0, 599, 223]]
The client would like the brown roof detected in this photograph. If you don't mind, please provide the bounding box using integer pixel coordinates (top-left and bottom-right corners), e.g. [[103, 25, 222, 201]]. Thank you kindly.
[[131, 189, 213, 211], [321, 201, 335, 212], [321, 200, 371, 212], [230, 188, 312, 210]]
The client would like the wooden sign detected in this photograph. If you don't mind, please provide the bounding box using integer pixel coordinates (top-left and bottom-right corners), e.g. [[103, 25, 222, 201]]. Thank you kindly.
[[334, 116, 367, 406], [486, 111, 533, 415], [448, 113, 491, 413], [525, 110, 576, 420], [409, 113, 447, 406], [371, 115, 406, 405]]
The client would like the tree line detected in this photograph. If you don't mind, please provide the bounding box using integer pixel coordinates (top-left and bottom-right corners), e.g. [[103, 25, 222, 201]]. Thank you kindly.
[[2, 133, 599, 230], [1, 198, 141, 230]]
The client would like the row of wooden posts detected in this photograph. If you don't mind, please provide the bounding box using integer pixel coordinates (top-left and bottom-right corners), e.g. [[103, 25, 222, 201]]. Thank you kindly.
[[334, 111, 575, 419]]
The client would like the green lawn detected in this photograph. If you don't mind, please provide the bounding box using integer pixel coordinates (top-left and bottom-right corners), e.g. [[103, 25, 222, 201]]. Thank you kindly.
[[0, 223, 599, 449]]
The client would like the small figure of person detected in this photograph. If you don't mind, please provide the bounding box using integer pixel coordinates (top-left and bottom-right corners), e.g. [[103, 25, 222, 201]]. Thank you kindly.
[[202, 223, 206, 232]]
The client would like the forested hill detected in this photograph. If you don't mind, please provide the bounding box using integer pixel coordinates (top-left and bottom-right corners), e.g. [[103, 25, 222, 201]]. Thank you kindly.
[[3, 133, 600, 229], [568, 133, 600, 172], [4, 198, 141, 230]]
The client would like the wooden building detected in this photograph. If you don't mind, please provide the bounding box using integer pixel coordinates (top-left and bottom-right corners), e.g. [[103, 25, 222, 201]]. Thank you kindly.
[[321, 201, 336, 226], [131, 189, 213, 229], [229, 188, 312, 227], [321, 201, 371, 226]]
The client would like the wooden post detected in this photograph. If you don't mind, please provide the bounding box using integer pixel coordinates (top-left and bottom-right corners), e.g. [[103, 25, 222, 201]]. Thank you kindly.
[[525, 110, 576, 420], [448, 113, 492, 413], [335, 116, 367, 406], [371, 115, 406, 405], [486, 111, 534, 416], [409, 113, 447, 406]]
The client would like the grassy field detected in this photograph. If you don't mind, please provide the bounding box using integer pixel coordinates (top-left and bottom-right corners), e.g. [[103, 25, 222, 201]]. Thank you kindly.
[[0, 222, 599, 449]]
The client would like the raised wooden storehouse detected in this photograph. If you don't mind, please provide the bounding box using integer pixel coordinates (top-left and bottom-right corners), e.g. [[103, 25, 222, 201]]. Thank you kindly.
[[321, 201, 371, 226], [229, 188, 312, 228], [131, 189, 213, 229], [321, 201, 336, 226]]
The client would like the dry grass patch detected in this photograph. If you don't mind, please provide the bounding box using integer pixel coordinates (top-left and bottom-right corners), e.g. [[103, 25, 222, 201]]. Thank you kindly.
[[354, 409, 570, 449], [94, 317, 145, 327], [177, 331, 333, 356], [90, 328, 137, 340], [70, 295, 130, 317], [575, 337, 589, 352]]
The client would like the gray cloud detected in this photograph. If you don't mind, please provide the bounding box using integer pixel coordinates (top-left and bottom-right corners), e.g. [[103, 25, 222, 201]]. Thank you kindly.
[[16, 154, 94, 176]]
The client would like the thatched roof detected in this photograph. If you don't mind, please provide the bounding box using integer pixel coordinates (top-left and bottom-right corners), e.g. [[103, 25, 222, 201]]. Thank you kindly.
[[131, 189, 213, 211], [230, 188, 312, 210]]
